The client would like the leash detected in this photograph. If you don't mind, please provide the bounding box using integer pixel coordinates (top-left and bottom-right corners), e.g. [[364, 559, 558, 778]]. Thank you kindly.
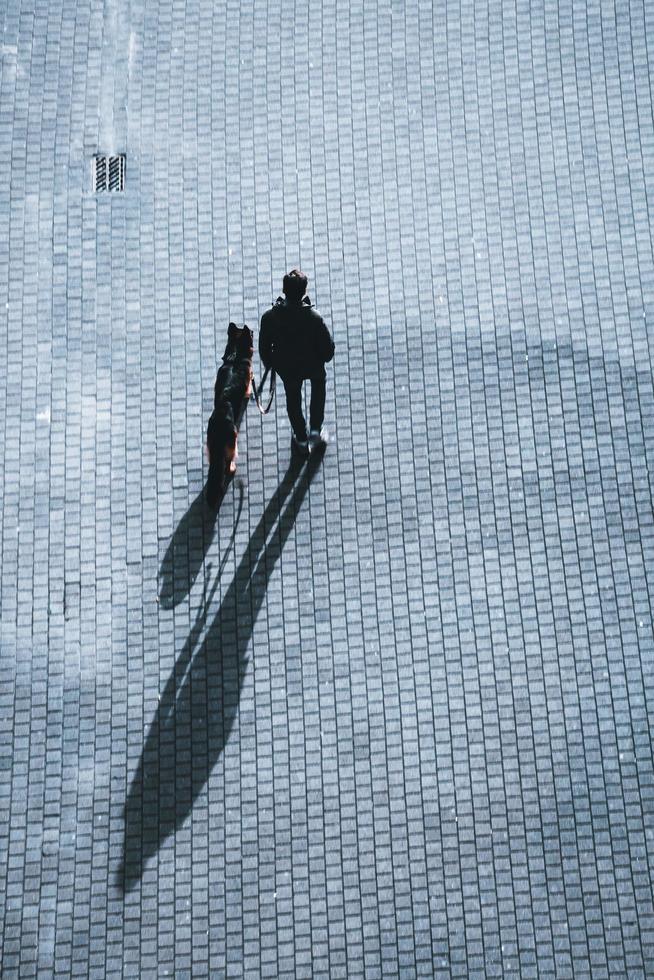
[[251, 366, 276, 415]]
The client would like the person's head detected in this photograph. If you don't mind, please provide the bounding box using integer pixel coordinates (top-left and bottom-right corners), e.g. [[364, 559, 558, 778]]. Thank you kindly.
[[283, 268, 308, 303]]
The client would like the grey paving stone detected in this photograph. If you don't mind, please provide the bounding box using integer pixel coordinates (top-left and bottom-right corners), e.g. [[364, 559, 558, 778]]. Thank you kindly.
[[1, 0, 654, 976]]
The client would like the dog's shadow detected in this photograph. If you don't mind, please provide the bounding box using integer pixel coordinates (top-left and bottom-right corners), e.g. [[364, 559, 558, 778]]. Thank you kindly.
[[119, 447, 325, 892], [158, 479, 241, 610]]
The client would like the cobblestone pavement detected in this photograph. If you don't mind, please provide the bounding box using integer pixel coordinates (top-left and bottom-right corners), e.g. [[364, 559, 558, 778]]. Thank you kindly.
[[1, 0, 653, 977]]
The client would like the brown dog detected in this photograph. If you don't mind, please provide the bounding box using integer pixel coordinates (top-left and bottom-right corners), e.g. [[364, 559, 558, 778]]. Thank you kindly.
[[206, 322, 253, 508]]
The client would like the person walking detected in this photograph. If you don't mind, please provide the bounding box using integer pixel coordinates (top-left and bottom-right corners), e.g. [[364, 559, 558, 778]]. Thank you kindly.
[[259, 269, 335, 454]]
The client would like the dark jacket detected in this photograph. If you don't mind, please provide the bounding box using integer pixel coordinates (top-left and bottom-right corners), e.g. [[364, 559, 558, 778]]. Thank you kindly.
[[259, 296, 335, 379]]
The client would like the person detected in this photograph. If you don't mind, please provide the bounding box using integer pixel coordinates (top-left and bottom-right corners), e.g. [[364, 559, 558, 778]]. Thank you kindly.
[[259, 269, 335, 454]]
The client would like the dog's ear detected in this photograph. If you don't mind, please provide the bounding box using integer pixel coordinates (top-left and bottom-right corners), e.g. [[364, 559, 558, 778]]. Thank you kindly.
[[240, 325, 254, 353], [228, 321, 238, 339]]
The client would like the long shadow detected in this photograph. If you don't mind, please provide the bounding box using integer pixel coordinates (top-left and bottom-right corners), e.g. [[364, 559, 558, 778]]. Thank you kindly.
[[119, 448, 325, 892], [158, 479, 243, 610]]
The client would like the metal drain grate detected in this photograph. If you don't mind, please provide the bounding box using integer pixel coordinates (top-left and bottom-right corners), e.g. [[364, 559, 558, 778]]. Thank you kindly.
[[93, 154, 125, 192]]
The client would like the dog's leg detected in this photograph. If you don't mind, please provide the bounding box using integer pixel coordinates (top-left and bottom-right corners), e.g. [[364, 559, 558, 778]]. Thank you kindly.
[[225, 435, 237, 476]]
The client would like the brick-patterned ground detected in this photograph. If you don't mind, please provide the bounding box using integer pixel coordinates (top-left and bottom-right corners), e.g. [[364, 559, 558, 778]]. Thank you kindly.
[[1, 1, 653, 977]]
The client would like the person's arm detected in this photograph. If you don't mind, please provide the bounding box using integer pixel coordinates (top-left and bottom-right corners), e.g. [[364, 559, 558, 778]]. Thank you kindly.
[[259, 313, 273, 369], [318, 316, 335, 363]]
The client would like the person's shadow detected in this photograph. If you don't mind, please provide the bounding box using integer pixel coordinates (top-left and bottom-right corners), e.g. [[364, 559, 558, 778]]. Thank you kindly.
[[118, 447, 325, 892]]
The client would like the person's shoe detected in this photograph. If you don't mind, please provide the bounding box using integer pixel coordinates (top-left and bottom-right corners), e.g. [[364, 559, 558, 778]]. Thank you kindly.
[[291, 434, 310, 456], [309, 427, 328, 451]]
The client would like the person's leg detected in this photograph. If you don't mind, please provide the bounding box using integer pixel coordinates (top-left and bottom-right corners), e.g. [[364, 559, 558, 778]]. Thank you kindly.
[[309, 368, 326, 434], [282, 375, 308, 441]]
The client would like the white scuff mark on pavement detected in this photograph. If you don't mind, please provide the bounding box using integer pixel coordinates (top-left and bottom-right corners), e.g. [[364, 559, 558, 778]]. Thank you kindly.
[[2, 44, 17, 80], [99, 0, 129, 152], [128, 30, 139, 79]]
